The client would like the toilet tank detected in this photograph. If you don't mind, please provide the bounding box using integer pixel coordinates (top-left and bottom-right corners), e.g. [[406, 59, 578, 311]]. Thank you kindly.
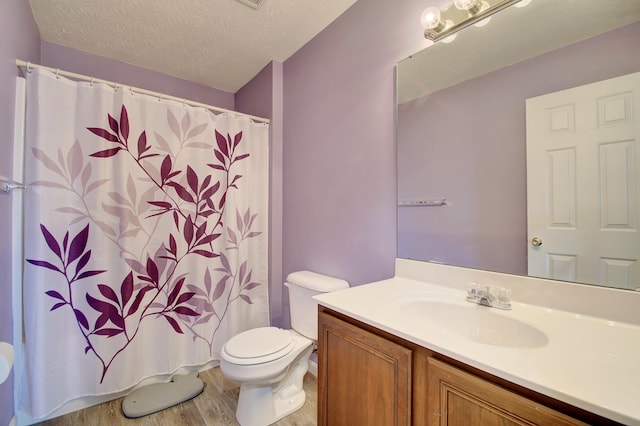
[[285, 270, 349, 340]]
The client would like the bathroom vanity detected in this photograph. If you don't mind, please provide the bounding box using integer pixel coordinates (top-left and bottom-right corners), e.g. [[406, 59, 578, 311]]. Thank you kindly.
[[314, 259, 640, 425]]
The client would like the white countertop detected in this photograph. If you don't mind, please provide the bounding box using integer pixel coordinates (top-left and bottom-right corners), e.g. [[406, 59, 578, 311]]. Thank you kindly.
[[314, 276, 640, 425]]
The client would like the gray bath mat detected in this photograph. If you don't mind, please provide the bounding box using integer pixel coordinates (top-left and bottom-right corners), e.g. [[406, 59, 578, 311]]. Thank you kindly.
[[122, 371, 205, 418]]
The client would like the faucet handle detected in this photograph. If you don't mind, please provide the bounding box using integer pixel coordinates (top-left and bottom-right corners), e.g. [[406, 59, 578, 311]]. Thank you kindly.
[[466, 282, 480, 301], [496, 287, 512, 308]]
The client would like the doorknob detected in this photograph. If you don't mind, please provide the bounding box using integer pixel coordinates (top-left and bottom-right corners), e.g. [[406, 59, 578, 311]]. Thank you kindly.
[[531, 237, 543, 247]]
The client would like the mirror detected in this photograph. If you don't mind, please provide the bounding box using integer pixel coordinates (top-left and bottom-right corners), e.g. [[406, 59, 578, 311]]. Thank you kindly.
[[397, 0, 640, 290]]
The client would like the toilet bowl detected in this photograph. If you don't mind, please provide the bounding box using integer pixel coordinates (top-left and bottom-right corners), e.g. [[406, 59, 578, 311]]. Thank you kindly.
[[220, 271, 349, 426]]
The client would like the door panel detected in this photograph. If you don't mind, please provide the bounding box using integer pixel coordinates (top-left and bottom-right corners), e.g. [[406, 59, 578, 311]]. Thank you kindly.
[[526, 72, 640, 289]]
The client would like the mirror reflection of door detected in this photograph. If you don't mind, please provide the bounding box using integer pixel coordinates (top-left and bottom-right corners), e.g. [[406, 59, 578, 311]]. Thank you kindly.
[[526, 72, 640, 289]]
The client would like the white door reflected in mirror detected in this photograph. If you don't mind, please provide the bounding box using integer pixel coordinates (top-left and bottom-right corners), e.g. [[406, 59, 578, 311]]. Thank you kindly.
[[526, 72, 640, 289]]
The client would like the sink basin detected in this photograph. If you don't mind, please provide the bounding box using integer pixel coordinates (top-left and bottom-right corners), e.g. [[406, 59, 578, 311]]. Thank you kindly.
[[395, 299, 548, 348]]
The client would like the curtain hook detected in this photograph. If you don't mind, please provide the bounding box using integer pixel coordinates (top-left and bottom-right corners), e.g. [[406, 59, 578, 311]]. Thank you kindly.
[[26, 62, 32, 73], [55, 68, 60, 79], [114, 82, 119, 92], [89, 78, 94, 87]]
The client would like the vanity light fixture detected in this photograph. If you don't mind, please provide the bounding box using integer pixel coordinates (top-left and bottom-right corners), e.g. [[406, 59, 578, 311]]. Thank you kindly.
[[422, 0, 527, 42]]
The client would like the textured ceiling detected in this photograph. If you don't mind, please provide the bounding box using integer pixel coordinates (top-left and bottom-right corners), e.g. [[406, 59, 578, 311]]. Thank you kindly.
[[29, 0, 358, 93]]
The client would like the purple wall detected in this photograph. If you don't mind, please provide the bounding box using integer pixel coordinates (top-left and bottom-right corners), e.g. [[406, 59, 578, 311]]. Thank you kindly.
[[235, 61, 286, 327], [41, 42, 234, 109], [0, 1, 40, 422], [398, 22, 640, 275], [281, 0, 432, 304]]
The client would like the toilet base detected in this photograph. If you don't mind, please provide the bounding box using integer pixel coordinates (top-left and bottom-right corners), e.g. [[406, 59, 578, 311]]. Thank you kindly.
[[234, 345, 312, 426], [236, 383, 306, 426]]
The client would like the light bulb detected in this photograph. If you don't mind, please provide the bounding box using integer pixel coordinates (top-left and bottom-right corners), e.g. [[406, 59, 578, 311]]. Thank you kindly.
[[441, 33, 458, 43], [421, 7, 442, 29], [453, 0, 477, 10], [474, 16, 491, 27], [515, 0, 532, 7]]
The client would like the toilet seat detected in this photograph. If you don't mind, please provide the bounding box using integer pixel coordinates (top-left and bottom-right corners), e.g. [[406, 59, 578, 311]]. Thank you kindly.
[[222, 327, 295, 365]]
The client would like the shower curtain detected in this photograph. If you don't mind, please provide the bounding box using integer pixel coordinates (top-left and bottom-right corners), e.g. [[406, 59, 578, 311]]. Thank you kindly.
[[19, 68, 270, 418]]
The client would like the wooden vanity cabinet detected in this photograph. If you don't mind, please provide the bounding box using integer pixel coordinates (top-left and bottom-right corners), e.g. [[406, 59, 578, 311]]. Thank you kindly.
[[318, 306, 618, 426], [317, 307, 412, 425]]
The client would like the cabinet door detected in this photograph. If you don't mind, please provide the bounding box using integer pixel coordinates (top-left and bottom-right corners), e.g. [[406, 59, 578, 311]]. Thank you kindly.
[[427, 358, 587, 426], [318, 311, 412, 425]]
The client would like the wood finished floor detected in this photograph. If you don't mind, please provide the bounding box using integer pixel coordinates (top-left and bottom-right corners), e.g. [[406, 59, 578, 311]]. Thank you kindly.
[[37, 367, 317, 426]]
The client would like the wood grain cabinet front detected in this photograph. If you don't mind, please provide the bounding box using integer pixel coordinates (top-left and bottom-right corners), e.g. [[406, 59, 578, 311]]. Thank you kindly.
[[317, 310, 412, 425], [318, 306, 619, 426], [426, 357, 587, 426]]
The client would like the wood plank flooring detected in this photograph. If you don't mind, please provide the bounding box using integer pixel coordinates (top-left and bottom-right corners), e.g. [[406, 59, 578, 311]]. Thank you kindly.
[[37, 367, 317, 426]]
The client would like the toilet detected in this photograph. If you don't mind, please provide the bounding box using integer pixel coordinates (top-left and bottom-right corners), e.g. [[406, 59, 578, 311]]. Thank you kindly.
[[220, 270, 349, 426]]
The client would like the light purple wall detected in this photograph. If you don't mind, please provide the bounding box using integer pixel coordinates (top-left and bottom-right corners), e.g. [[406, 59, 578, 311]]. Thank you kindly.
[[398, 22, 640, 275], [281, 0, 432, 308], [235, 61, 285, 327], [41, 41, 234, 109], [0, 1, 40, 422]]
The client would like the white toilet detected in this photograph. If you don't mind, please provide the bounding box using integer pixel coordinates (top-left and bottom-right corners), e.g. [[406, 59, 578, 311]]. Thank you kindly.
[[220, 270, 349, 426]]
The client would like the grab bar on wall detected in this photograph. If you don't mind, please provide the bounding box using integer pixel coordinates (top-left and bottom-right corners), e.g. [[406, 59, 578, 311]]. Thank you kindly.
[[0, 177, 26, 193], [398, 198, 447, 207]]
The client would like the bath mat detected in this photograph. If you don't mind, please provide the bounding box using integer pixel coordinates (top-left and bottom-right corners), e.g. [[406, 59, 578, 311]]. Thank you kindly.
[[121, 372, 205, 418]]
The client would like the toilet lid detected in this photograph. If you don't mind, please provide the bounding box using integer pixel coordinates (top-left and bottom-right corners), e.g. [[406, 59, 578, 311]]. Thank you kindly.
[[224, 327, 294, 364]]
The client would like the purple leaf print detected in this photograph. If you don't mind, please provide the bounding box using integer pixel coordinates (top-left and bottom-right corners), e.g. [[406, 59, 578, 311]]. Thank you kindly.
[[77, 269, 106, 280], [163, 315, 183, 334], [40, 224, 62, 259], [186, 166, 198, 194], [183, 216, 194, 245], [243, 282, 261, 291], [74, 309, 89, 330], [213, 149, 225, 165], [127, 286, 154, 316], [192, 250, 219, 258], [26, 259, 61, 273], [68, 224, 90, 264], [87, 127, 119, 143], [45, 290, 66, 302], [233, 131, 243, 149], [86, 293, 114, 315], [108, 114, 119, 134], [160, 155, 172, 182], [215, 131, 229, 157], [120, 105, 129, 141], [174, 292, 196, 306], [167, 277, 185, 306], [201, 181, 220, 199], [121, 272, 134, 306], [174, 306, 199, 317], [75, 251, 92, 276], [28, 104, 265, 383], [95, 328, 124, 338], [90, 147, 123, 158], [146, 259, 159, 285], [51, 302, 66, 311], [98, 284, 119, 305], [212, 277, 227, 302], [137, 131, 148, 156], [167, 182, 194, 203]]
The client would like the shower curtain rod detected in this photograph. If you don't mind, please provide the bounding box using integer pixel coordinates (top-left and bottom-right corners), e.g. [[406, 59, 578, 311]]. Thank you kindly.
[[15, 59, 270, 124]]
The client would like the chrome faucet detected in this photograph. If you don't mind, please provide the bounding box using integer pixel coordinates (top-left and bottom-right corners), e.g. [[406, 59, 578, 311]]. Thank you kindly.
[[466, 283, 512, 310], [478, 288, 495, 307]]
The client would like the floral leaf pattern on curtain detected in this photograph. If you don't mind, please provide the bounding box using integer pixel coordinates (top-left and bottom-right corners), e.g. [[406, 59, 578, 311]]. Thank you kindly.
[[26, 105, 263, 382], [21, 69, 269, 418]]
